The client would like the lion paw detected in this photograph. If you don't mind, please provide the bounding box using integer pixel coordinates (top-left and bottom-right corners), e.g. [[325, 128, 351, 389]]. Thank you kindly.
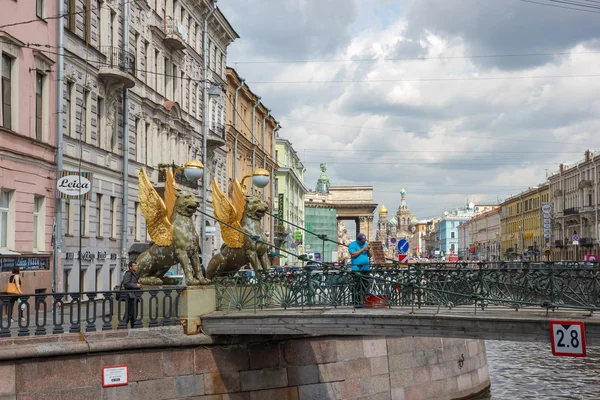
[[139, 277, 163, 286]]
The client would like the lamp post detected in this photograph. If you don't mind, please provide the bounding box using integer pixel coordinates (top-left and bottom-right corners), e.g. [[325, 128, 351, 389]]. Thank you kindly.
[[174, 160, 205, 182], [241, 168, 270, 192]]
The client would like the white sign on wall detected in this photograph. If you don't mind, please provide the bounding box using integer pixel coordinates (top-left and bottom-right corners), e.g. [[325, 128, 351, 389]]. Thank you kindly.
[[102, 366, 128, 387]]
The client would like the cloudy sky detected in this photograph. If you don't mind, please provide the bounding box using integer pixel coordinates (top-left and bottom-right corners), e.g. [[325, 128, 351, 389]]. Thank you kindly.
[[220, 0, 600, 220]]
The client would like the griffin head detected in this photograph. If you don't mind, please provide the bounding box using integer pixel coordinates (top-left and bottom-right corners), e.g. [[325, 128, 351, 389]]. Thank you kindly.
[[175, 190, 200, 217], [244, 195, 268, 221]]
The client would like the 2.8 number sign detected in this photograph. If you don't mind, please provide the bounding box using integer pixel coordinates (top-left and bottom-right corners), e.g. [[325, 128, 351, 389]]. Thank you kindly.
[[550, 321, 586, 357]]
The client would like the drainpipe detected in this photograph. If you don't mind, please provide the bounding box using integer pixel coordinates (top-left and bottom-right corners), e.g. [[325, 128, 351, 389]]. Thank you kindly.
[[271, 124, 280, 246], [595, 156, 598, 257], [54, 0, 65, 292], [233, 79, 245, 178], [121, 0, 130, 271], [201, 1, 217, 269], [261, 109, 271, 197], [251, 97, 261, 192]]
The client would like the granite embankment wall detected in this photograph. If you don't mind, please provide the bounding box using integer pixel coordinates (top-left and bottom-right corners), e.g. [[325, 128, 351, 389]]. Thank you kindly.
[[0, 327, 489, 400]]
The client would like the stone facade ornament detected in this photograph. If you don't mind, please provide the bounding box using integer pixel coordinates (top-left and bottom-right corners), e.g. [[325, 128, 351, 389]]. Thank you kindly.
[[315, 163, 330, 194]]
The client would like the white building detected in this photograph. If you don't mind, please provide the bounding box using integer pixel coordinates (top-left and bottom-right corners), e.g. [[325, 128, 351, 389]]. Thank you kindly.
[[457, 209, 501, 261], [549, 150, 600, 260], [59, 0, 238, 292]]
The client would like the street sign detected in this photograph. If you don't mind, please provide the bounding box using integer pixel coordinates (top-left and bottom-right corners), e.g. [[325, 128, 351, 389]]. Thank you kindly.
[[543, 223, 551, 229], [542, 204, 552, 213], [544, 218, 551, 224], [398, 254, 408, 264], [544, 234, 551, 239], [544, 213, 551, 219], [573, 234, 579, 242], [397, 239, 409, 253], [550, 321, 586, 357], [390, 237, 397, 244], [585, 254, 598, 261]]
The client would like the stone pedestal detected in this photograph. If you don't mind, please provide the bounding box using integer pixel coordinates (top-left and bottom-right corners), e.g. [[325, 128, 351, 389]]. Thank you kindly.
[[179, 285, 216, 335]]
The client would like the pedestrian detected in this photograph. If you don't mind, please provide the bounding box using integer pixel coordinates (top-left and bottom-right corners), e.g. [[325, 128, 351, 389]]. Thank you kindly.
[[121, 261, 142, 328], [5, 267, 23, 322], [348, 233, 373, 308]]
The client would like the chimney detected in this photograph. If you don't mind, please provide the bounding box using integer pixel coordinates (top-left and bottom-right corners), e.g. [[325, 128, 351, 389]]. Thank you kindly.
[[585, 150, 590, 162], [559, 163, 564, 172]]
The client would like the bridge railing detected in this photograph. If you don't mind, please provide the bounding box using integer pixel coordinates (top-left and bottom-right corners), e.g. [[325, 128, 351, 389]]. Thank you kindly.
[[0, 288, 183, 338], [214, 262, 600, 313]]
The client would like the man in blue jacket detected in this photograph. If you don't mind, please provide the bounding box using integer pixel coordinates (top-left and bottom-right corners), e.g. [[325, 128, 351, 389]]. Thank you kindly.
[[348, 233, 373, 307]]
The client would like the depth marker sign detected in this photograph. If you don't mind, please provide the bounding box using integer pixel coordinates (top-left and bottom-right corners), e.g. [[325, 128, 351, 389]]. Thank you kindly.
[[549, 321, 586, 357]]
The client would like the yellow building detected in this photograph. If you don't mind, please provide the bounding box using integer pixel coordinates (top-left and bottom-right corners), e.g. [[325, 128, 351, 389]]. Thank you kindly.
[[500, 184, 550, 260], [225, 67, 279, 241]]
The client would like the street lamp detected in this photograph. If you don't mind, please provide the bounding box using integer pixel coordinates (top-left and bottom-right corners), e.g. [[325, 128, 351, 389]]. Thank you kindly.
[[174, 160, 205, 181], [241, 168, 270, 192]]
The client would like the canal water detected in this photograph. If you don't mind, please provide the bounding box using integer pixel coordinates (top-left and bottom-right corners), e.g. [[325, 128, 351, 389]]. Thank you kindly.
[[479, 341, 600, 399]]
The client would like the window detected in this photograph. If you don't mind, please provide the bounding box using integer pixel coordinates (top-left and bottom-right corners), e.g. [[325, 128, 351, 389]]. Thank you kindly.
[[79, 269, 85, 293], [134, 117, 141, 162], [96, 97, 104, 147], [589, 191, 593, 207], [109, 267, 115, 291], [172, 64, 177, 100], [35, 73, 43, 140], [133, 32, 139, 78], [1, 54, 12, 130], [66, 82, 73, 137], [0, 190, 10, 248], [82, 89, 89, 141], [82, 199, 90, 237], [451, 231, 455, 239], [134, 202, 141, 241], [144, 42, 150, 86], [37, 0, 44, 18], [83, 0, 91, 42], [33, 196, 44, 251], [96, 0, 101, 47], [66, 199, 75, 235], [96, 194, 104, 237], [95, 267, 101, 291], [154, 50, 159, 91], [64, 269, 70, 294], [145, 122, 151, 166], [110, 196, 117, 238], [68, 0, 76, 32]]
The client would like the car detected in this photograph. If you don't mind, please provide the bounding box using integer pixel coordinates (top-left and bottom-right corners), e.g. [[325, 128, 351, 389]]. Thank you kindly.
[[304, 261, 321, 271]]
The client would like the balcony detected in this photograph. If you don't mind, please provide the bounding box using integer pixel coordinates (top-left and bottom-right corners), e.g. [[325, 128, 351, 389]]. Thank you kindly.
[[164, 19, 187, 51], [564, 208, 579, 216], [579, 180, 593, 189], [98, 46, 135, 89], [554, 239, 564, 248], [580, 237, 594, 247], [157, 163, 199, 190], [208, 124, 226, 148]]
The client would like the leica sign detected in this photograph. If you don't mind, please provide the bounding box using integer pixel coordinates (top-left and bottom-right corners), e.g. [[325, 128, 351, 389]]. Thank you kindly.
[[56, 172, 93, 199]]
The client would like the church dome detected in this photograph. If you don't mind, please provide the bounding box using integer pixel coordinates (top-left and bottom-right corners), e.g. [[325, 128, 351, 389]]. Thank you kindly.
[[389, 216, 398, 226], [400, 187, 406, 195], [378, 204, 388, 214], [410, 215, 418, 225]]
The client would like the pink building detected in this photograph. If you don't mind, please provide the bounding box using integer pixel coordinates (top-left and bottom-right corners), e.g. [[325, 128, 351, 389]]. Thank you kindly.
[[0, 0, 57, 294]]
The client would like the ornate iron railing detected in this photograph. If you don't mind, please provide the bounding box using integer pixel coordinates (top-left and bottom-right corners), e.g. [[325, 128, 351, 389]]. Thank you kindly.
[[0, 288, 183, 337], [214, 262, 600, 313], [99, 46, 136, 75]]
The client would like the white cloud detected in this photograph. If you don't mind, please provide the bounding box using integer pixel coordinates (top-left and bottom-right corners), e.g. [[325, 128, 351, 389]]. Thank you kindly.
[[220, 0, 600, 217]]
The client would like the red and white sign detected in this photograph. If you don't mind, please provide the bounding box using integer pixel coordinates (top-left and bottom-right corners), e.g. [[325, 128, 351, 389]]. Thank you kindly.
[[398, 254, 408, 264], [585, 254, 598, 261], [102, 366, 128, 387], [550, 321, 586, 357], [448, 254, 459, 262]]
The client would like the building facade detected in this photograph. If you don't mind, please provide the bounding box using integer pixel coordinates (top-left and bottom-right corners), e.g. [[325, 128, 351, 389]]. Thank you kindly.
[[500, 184, 549, 261], [0, 1, 57, 293], [275, 138, 308, 265], [374, 188, 421, 258], [549, 150, 600, 260], [225, 67, 278, 244], [59, 0, 237, 292], [457, 209, 500, 261]]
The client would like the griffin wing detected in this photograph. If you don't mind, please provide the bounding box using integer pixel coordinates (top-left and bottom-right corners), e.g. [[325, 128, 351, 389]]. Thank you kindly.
[[231, 179, 247, 225], [138, 168, 173, 246], [212, 178, 244, 248], [164, 168, 177, 220]]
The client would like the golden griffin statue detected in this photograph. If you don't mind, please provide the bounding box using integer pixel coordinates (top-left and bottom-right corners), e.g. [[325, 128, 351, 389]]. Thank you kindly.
[[206, 178, 270, 279], [135, 168, 209, 286]]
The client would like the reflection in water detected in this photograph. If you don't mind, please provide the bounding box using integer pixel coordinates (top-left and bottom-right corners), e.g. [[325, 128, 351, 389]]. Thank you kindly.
[[478, 341, 600, 399]]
